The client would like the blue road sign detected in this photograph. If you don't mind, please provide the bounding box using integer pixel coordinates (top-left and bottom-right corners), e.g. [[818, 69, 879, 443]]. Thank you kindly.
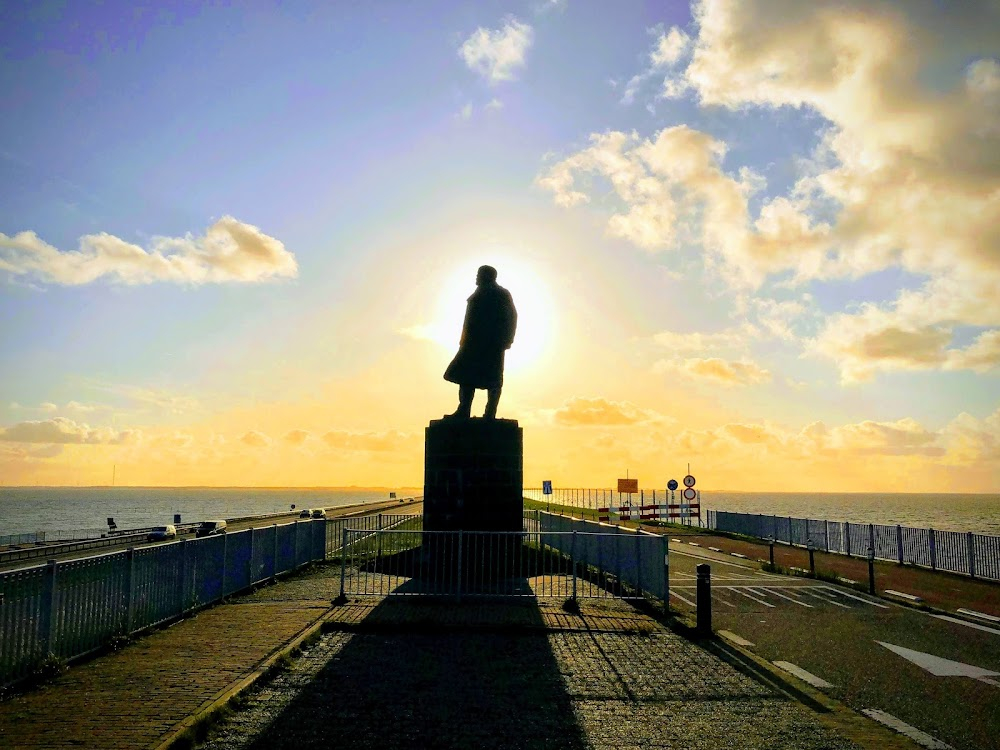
[[667, 479, 678, 491], [542, 480, 553, 495]]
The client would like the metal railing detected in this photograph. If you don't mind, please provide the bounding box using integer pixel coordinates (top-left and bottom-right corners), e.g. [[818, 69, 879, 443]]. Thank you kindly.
[[0, 519, 326, 689], [334, 511, 668, 604], [708, 510, 1000, 581]]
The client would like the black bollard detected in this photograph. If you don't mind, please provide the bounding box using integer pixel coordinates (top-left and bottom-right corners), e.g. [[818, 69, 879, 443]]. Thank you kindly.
[[696, 563, 712, 636], [867, 547, 876, 595], [767, 537, 775, 567]]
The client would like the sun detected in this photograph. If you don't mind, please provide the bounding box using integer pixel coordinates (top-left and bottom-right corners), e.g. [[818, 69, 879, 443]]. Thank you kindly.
[[424, 255, 556, 376]]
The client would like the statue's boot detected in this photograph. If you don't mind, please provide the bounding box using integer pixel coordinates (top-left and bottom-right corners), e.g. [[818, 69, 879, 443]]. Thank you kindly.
[[483, 387, 501, 419], [446, 385, 475, 419]]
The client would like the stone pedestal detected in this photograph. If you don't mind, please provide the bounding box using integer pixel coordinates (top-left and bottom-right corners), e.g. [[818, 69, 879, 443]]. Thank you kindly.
[[423, 418, 523, 532]]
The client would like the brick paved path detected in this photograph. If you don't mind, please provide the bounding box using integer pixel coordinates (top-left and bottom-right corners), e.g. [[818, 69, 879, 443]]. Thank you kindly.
[[0, 590, 331, 749]]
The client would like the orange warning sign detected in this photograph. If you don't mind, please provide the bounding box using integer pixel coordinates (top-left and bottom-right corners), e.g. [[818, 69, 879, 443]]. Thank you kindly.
[[617, 478, 638, 493]]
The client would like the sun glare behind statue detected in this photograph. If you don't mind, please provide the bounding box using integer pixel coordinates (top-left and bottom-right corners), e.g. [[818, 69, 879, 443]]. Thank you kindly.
[[424, 257, 556, 377]]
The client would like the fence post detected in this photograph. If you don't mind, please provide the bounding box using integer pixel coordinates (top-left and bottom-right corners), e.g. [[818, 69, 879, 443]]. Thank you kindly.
[[968, 532, 976, 578], [571, 530, 577, 602], [662, 535, 669, 611], [272, 523, 279, 580], [635, 530, 642, 597], [696, 564, 711, 636], [929, 529, 936, 571], [40, 559, 58, 656], [456, 530, 463, 603], [179, 539, 189, 615], [824, 520, 830, 552], [896, 525, 904, 565], [124, 547, 136, 635], [868, 524, 875, 559], [376, 514, 383, 562], [787, 516, 793, 544], [338, 527, 348, 600], [221, 531, 229, 598], [845, 522, 851, 557]]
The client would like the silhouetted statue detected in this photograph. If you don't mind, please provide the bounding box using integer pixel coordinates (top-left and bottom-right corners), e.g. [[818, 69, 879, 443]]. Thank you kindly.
[[443, 265, 517, 419]]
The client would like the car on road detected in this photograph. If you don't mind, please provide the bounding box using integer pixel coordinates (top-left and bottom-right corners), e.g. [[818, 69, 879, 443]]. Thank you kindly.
[[195, 520, 227, 537], [310, 508, 327, 519], [299, 509, 312, 518], [147, 525, 177, 542]]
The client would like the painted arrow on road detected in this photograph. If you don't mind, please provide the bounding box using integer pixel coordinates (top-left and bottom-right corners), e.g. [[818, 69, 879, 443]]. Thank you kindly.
[[877, 641, 1000, 686]]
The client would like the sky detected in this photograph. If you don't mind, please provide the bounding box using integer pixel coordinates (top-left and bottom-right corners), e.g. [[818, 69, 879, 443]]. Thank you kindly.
[[1, 0, 998, 492]]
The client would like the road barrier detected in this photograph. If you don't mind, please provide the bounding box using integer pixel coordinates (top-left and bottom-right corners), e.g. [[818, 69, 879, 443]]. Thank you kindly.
[[707, 510, 1000, 581]]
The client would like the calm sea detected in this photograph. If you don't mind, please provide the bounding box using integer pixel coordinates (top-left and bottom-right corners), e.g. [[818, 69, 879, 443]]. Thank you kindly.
[[702, 492, 1000, 536], [0, 487, 421, 537], [1, 488, 998, 538]]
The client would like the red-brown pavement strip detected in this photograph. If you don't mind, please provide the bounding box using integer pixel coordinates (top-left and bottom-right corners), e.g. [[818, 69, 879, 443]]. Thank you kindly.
[[0, 600, 331, 750]]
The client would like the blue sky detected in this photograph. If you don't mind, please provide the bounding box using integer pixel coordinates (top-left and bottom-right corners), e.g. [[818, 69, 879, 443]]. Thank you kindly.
[[1, 0, 998, 491]]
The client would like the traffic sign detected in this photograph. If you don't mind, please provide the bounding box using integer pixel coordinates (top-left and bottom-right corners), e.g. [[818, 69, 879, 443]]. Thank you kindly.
[[542, 480, 552, 495], [682, 487, 697, 501], [683, 474, 696, 488], [667, 479, 678, 491]]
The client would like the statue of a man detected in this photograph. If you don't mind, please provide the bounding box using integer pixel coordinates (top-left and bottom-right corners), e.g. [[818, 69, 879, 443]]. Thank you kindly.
[[443, 265, 518, 419]]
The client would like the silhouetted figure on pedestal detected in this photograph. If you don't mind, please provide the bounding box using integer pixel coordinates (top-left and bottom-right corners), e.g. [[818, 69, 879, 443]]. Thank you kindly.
[[443, 265, 517, 419]]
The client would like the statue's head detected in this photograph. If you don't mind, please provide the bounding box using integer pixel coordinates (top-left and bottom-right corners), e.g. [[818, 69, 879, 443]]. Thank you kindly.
[[476, 265, 498, 285]]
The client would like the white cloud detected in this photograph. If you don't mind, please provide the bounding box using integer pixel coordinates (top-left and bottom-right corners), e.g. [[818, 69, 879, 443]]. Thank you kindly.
[[283, 429, 311, 446], [0, 417, 137, 444], [622, 26, 692, 104], [460, 18, 533, 84], [459, 102, 473, 120], [651, 26, 691, 67], [0, 216, 298, 286], [540, 1, 1000, 381], [652, 329, 746, 352]]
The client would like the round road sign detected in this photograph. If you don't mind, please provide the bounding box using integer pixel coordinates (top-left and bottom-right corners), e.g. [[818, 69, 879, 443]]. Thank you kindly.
[[667, 479, 678, 491], [682, 487, 697, 501], [683, 474, 696, 488]]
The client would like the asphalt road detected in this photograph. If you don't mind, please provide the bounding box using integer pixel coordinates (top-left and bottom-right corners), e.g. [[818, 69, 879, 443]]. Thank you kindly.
[[669, 543, 1000, 750]]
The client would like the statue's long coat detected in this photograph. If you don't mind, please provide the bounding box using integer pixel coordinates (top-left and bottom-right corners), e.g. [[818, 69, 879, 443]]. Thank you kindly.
[[443, 281, 517, 389]]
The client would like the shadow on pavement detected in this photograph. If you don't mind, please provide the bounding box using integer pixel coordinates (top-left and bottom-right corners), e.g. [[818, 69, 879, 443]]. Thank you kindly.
[[243, 593, 588, 750]]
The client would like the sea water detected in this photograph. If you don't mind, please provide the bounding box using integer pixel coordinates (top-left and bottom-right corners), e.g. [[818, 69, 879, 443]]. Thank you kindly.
[[0, 486, 420, 537]]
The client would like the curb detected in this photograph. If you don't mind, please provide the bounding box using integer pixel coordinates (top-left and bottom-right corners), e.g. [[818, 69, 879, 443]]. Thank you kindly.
[[152, 607, 337, 750]]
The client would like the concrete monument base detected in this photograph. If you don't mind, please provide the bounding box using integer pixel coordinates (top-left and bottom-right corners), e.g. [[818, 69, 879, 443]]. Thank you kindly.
[[423, 417, 523, 532]]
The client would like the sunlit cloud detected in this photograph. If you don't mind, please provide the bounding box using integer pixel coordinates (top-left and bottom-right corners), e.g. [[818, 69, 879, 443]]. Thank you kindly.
[[655, 357, 771, 387], [283, 429, 311, 446], [321, 429, 412, 452], [0, 216, 298, 286], [240, 430, 271, 448], [459, 18, 533, 84], [552, 397, 666, 427], [622, 25, 692, 104], [0, 417, 137, 444]]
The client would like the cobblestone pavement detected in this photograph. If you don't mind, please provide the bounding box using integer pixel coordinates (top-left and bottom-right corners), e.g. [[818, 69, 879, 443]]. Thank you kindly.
[[199, 624, 865, 750]]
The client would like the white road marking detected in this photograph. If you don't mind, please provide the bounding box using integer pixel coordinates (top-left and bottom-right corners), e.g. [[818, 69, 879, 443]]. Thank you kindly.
[[800, 589, 851, 608], [884, 588, 923, 602], [713, 594, 736, 607], [773, 661, 834, 688], [726, 587, 776, 607], [818, 586, 890, 609], [669, 590, 696, 607], [670, 548, 758, 570], [862, 709, 954, 749], [877, 641, 1000, 685], [930, 614, 1000, 636], [750, 586, 814, 608], [718, 630, 754, 647], [957, 607, 1000, 623]]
